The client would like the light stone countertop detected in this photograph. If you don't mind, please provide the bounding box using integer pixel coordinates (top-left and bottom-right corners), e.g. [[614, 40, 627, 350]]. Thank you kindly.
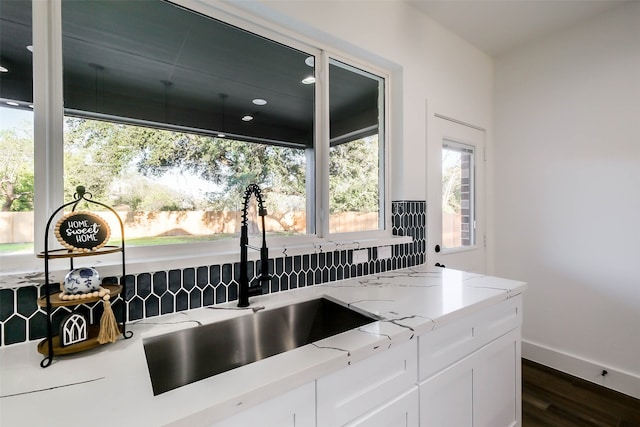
[[0, 265, 526, 427]]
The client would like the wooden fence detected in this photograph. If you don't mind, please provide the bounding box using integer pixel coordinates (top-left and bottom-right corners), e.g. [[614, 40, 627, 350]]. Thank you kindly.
[[1, 210, 378, 243]]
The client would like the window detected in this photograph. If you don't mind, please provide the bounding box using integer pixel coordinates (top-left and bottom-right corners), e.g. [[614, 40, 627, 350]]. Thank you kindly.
[[442, 141, 475, 248], [0, 0, 34, 255], [1, 0, 389, 265], [61, 0, 314, 246], [329, 60, 385, 233]]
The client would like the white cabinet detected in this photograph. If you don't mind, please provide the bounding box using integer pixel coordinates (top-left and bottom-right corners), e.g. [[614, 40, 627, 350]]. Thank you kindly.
[[317, 340, 418, 427], [210, 382, 315, 427], [210, 295, 522, 427], [418, 295, 523, 427], [474, 329, 520, 427], [420, 329, 520, 427]]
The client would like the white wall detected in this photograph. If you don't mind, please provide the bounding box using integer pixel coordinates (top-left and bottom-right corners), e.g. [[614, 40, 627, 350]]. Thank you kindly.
[[226, 0, 493, 202], [494, 2, 640, 397]]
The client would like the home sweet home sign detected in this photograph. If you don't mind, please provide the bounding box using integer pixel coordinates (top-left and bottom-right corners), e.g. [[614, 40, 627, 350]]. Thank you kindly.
[[55, 211, 111, 252]]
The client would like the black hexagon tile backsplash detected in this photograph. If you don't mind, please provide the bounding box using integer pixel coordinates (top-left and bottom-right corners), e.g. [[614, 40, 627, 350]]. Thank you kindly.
[[0, 201, 425, 346]]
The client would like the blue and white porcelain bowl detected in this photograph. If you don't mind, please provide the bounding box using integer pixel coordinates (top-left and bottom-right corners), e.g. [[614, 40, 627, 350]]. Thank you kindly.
[[63, 267, 101, 295]]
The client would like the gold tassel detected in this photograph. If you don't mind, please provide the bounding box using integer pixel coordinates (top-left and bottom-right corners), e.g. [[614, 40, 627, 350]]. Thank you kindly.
[[98, 296, 120, 344]]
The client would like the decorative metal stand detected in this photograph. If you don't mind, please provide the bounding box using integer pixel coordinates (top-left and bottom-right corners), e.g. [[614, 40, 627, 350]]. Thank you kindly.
[[37, 186, 132, 368]]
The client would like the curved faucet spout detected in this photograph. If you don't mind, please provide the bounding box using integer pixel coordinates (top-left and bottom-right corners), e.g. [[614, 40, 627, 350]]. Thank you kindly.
[[238, 184, 271, 307]]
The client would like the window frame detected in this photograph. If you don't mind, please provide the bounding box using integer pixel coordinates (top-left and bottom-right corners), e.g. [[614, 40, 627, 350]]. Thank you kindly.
[[3, 0, 392, 274]]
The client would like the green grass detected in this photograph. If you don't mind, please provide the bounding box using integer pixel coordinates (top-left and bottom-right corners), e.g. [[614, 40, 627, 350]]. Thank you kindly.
[[0, 242, 34, 254], [1, 231, 299, 254]]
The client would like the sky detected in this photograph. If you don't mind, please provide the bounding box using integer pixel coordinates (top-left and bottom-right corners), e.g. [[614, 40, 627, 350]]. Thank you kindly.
[[0, 106, 33, 135]]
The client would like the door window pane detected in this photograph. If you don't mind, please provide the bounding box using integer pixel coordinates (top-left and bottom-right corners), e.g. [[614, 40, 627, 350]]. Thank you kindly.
[[442, 141, 474, 248]]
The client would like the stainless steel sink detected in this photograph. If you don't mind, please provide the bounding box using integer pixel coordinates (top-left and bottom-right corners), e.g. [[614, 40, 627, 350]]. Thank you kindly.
[[143, 297, 376, 395]]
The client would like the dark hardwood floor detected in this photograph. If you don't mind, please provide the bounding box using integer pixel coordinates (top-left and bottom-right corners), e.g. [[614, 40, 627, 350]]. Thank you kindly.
[[523, 359, 640, 427]]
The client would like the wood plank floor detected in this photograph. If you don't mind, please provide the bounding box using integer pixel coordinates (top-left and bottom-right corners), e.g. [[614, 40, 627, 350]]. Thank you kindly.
[[523, 359, 640, 427]]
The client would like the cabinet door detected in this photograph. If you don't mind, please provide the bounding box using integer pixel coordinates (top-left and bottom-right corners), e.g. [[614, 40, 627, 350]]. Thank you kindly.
[[419, 328, 521, 427], [419, 352, 474, 427], [210, 382, 315, 427], [317, 340, 417, 427], [346, 387, 419, 427], [473, 328, 521, 427]]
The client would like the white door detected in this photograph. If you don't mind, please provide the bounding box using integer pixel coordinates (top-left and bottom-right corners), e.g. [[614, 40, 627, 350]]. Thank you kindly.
[[427, 114, 486, 273]]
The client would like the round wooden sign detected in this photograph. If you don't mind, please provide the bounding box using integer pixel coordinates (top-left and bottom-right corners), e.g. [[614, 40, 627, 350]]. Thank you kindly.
[[55, 211, 111, 252]]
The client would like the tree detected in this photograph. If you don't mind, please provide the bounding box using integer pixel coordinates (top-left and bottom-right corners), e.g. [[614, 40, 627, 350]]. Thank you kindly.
[[329, 136, 379, 214], [442, 150, 462, 214], [0, 129, 34, 211], [63, 118, 308, 214]]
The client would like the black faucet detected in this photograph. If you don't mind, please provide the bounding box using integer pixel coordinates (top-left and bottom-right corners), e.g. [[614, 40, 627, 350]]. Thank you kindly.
[[238, 184, 272, 307]]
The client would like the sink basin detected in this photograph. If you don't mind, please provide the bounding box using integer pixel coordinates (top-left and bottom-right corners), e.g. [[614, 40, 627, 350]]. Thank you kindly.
[[143, 297, 376, 395]]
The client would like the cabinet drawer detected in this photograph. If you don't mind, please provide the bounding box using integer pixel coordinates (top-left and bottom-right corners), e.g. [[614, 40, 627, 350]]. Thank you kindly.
[[419, 295, 521, 381], [317, 339, 418, 427], [345, 387, 419, 427], [210, 382, 315, 427]]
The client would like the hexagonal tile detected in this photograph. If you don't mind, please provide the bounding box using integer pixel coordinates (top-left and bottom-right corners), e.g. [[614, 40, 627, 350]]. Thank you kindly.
[[128, 296, 144, 321], [4, 314, 26, 345], [183, 268, 195, 291], [28, 311, 48, 341], [202, 286, 214, 306], [0, 288, 15, 322], [161, 293, 174, 315], [176, 290, 189, 311], [145, 294, 160, 317], [16, 286, 38, 318], [137, 273, 152, 298], [196, 266, 208, 289], [215, 284, 226, 304], [153, 271, 168, 296], [209, 265, 221, 286], [168, 269, 182, 293], [189, 289, 202, 309]]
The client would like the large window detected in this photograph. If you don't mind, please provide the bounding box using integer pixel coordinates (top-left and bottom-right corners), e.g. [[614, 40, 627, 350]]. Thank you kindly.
[[61, 0, 313, 246], [1, 0, 388, 262], [0, 0, 34, 255]]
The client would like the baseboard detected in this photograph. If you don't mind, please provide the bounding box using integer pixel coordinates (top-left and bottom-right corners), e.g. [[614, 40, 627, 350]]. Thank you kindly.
[[522, 340, 640, 400]]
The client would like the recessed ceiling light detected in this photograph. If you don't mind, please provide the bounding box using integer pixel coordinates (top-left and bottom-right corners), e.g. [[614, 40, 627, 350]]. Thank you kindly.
[[305, 56, 314, 67], [242, 115, 253, 122], [217, 133, 226, 138], [0, 66, 8, 73], [301, 76, 315, 85], [252, 98, 267, 106], [26, 45, 33, 52], [6, 101, 20, 106]]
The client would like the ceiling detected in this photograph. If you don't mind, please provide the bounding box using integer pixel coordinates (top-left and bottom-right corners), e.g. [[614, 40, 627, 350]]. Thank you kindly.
[[407, 0, 630, 56], [0, 0, 380, 148]]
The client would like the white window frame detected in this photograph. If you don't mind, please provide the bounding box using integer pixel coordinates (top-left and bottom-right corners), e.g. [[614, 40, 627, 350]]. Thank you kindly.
[[2, 0, 394, 276]]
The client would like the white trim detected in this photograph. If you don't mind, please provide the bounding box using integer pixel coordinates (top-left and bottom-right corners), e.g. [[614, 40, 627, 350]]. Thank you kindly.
[[32, 0, 64, 255], [522, 339, 640, 399]]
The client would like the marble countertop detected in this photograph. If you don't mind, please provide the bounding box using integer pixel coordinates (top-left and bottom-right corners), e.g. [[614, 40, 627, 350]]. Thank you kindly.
[[0, 265, 526, 427]]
